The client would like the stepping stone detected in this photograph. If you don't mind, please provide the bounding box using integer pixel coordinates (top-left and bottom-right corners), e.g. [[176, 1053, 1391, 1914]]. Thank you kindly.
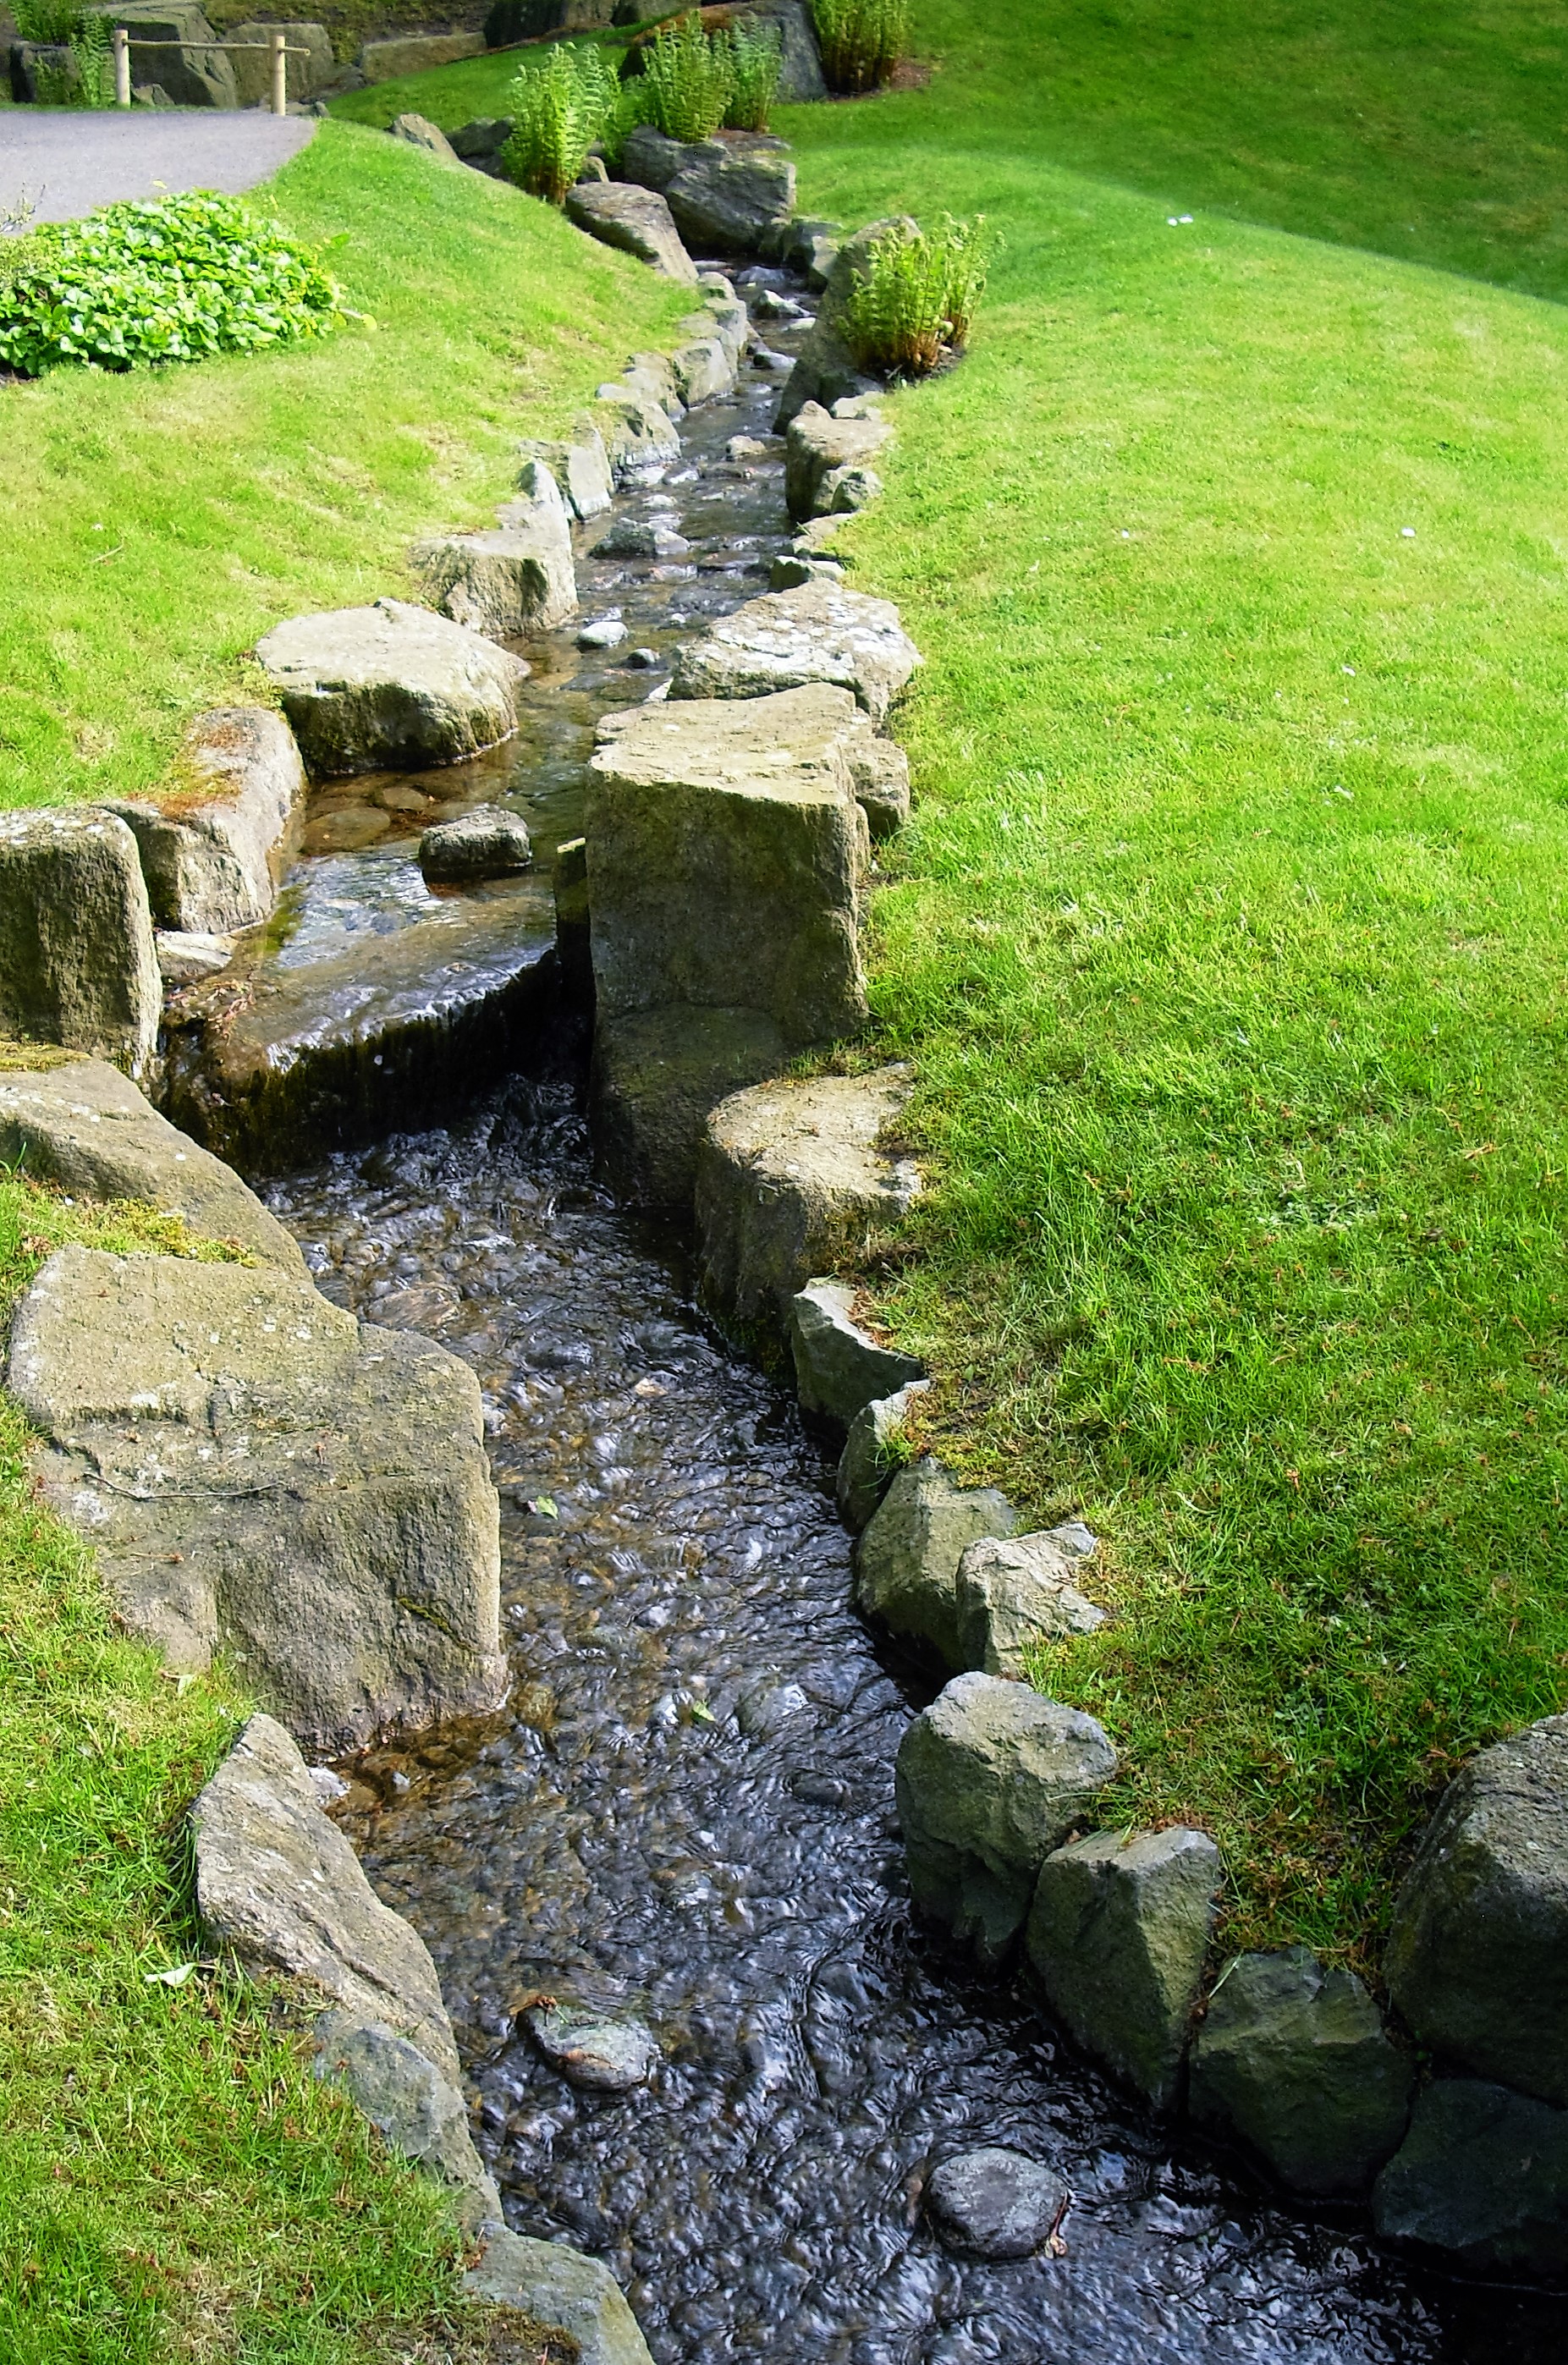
[[671, 582, 920, 722], [255, 598, 530, 778], [418, 803, 531, 882], [926, 2148, 1068, 2259]]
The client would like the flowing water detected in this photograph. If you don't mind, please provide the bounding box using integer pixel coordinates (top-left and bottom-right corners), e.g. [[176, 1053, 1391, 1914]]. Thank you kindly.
[[243, 302, 1559, 2364]]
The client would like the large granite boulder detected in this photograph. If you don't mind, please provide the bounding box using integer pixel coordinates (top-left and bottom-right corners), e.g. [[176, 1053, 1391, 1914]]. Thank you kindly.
[[193, 1713, 461, 2077], [91, 2, 237, 107], [107, 707, 305, 936], [255, 600, 529, 778], [0, 1053, 304, 1274], [671, 583, 921, 722], [788, 1275, 924, 1435], [591, 1004, 786, 1207], [1189, 1947, 1414, 2197], [784, 400, 894, 521], [955, 1529, 1107, 1679], [696, 1063, 922, 1323], [565, 179, 698, 283], [8, 1246, 506, 1753], [412, 462, 577, 640], [0, 808, 160, 1079], [466, 2230, 654, 2365], [360, 29, 483, 78], [1384, 1713, 1568, 2107], [896, 1671, 1117, 1963], [1026, 1826, 1222, 2109], [314, 2011, 500, 2232], [517, 413, 615, 521], [225, 18, 332, 105], [836, 1378, 928, 1532], [1373, 2079, 1568, 2278], [665, 135, 795, 256], [855, 1460, 1016, 1668], [774, 217, 916, 429]]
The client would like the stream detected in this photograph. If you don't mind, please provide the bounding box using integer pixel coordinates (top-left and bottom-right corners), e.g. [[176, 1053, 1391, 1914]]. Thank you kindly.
[[227, 300, 1558, 2364]]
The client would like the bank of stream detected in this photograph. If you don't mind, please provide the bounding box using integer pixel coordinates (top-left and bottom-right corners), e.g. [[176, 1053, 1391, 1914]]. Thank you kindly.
[[216, 325, 1554, 2362]]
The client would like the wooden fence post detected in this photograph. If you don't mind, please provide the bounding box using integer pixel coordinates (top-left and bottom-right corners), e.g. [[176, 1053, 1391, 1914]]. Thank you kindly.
[[113, 25, 131, 107], [270, 28, 287, 116]]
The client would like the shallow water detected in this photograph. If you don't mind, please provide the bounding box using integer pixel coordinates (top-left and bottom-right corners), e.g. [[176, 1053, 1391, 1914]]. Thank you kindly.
[[256, 305, 1560, 2363]]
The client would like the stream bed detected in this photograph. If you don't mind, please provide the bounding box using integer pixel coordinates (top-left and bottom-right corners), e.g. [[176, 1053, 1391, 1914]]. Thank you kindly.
[[239, 314, 1557, 2363]]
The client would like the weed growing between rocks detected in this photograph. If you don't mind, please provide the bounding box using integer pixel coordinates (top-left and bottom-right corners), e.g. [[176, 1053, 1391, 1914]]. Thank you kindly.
[[841, 212, 992, 377], [811, 0, 911, 96]]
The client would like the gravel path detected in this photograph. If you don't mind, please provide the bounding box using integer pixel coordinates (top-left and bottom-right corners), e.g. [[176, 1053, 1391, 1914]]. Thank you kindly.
[[0, 111, 315, 226]]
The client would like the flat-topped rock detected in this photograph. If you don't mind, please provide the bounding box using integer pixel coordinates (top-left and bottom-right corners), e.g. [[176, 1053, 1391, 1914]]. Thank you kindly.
[[412, 461, 577, 641], [466, 2231, 654, 2365], [784, 399, 894, 521], [517, 413, 614, 521], [696, 1063, 921, 1323], [0, 807, 160, 1079], [107, 707, 305, 935], [789, 1275, 925, 1435], [671, 583, 920, 722], [193, 1713, 461, 2077], [955, 1530, 1107, 1678], [255, 599, 530, 778], [526, 2003, 659, 2093], [9, 1246, 505, 1752], [361, 29, 483, 78], [417, 804, 532, 882], [0, 1053, 304, 1273], [666, 135, 795, 255], [855, 1459, 1017, 1669], [565, 179, 697, 283]]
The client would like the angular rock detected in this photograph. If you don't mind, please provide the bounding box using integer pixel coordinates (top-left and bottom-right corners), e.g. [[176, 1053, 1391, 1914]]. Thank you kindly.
[[842, 724, 911, 839], [836, 1378, 928, 1533], [0, 1053, 305, 1273], [1189, 1947, 1414, 2197], [784, 399, 893, 522], [770, 553, 844, 593], [314, 2011, 500, 2231], [670, 333, 736, 406], [361, 29, 483, 78], [450, 114, 513, 158], [695, 287, 749, 361], [896, 1671, 1117, 1963], [591, 1004, 786, 1207], [466, 2231, 654, 2365], [1373, 2079, 1568, 2278], [526, 2003, 659, 2092], [9, 1246, 505, 1752], [565, 179, 698, 283], [925, 2148, 1067, 2260], [822, 462, 883, 514], [227, 20, 333, 106], [789, 1275, 924, 1435], [761, 211, 841, 288], [590, 393, 683, 487], [586, 685, 870, 1050], [955, 1532, 1107, 1679], [0, 808, 160, 1079], [255, 600, 529, 778], [855, 1460, 1016, 1668], [618, 124, 701, 193], [157, 929, 235, 987], [1384, 1713, 1568, 2107], [107, 706, 305, 935], [607, 349, 684, 415], [517, 413, 615, 521], [750, 0, 827, 102], [1026, 1826, 1222, 2109], [388, 113, 459, 163], [193, 1713, 460, 2078], [594, 518, 691, 561], [774, 217, 916, 429], [105, 3, 237, 108], [418, 805, 532, 883], [413, 464, 577, 640], [666, 135, 795, 256], [672, 583, 920, 723]]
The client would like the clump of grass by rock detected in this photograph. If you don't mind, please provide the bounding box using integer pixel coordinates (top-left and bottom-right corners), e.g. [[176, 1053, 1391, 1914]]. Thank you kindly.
[[499, 41, 630, 206], [810, 0, 910, 95], [840, 212, 993, 378]]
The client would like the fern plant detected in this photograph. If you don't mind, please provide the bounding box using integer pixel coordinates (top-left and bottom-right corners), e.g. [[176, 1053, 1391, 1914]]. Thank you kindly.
[[14, 0, 111, 104], [638, 14, 734, 143], [810, 0, 909, 96], [500, 42, 622, 206], [841, 213, 994, 378], [720, 21, 782, 132]]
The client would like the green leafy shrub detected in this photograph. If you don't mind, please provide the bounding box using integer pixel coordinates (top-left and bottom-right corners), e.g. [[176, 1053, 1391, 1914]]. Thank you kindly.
[[0, 191, 343, 377], [841, 212, 993, 377], [721, 20, 783, 132], [810, 0, 909, 95], [638, 13, 734, 141], [500, 41, 624, 205]]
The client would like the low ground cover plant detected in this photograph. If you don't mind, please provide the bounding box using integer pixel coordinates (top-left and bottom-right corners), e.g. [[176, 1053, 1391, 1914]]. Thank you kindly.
[[500, 40, 626, 203], [841, 211, 991, 375], [810, 0, 909, 95], [0, 191, 342, 376]]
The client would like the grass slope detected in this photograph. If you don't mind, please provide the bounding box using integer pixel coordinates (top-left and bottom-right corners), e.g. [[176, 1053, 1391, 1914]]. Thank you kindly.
[[778, 2, 1568, 1958], [0, 117, 684, 811]]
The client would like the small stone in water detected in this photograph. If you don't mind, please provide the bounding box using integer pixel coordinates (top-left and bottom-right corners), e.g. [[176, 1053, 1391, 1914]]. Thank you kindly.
[[726, 434, 775, 462], [525, 2002, 660, 2092], [925, 2148, 1069, 2259], [594, 520, 690, 560], [418, 805, 532, 883], [578, 617, 628, 650], [737, 1680, 810, 1739], [625, 647, 663, 669]]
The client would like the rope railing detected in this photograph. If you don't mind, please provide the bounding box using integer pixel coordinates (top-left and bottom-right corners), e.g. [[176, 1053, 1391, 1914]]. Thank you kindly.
[[108, 25, 313, 114]]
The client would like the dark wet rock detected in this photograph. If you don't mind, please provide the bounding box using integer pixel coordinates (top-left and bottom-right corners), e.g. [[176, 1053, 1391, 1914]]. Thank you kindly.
[[301, 803, 391, 854], [591, 393, 683, 487], [770, 552, 845, 591], [413, 462, 577, 641], [836, 1378, 929, 1532], [955, 1531, 1107, 1678], [255, 600, 529, 778], [156, 929, 236, 987], [595, 519, 692, 560], [111, 3, 238, 107], [9, 1246, 505, 1752], [0, 1053, 304, 1273], [896, 1672, 1117, 1964], [314, 2010, 501, 2230], [106, 707, 305, 935], [696, 1062, 920, 1324], [517, 413, 615, 521], [926, 2147, 1068, 2259], [566, 179, 698, 283], [418, 804, 532, 882], [578, 615, 628, 649], [761, 211, 842, 289], [789, 1275, 924, 1436], [671, 582, 920, 721], [526, 2002, 660, 2091], [1026, 1826, 1222, 2109], [465, 2230, 654, 2365], [1190, 1947, 1414, 2197], [0, 808, 160, 1079], [666, 135, 795, 255], [784, 399, 894, 522], [1373, 2078, 1568, 2277], [388, 112, 460, 162], [1384, 1713, 1568, 2107], [625, 646, 664, 668], [855, 1460, 1016, 1669], [591, 1004, 787, 1206], [192, 1713, 461, 2076]]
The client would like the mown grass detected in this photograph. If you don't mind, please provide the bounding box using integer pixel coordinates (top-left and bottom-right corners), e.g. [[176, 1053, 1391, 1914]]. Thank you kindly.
[[0, 116, 685, 812], [774, 0, 1568, 1962]]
